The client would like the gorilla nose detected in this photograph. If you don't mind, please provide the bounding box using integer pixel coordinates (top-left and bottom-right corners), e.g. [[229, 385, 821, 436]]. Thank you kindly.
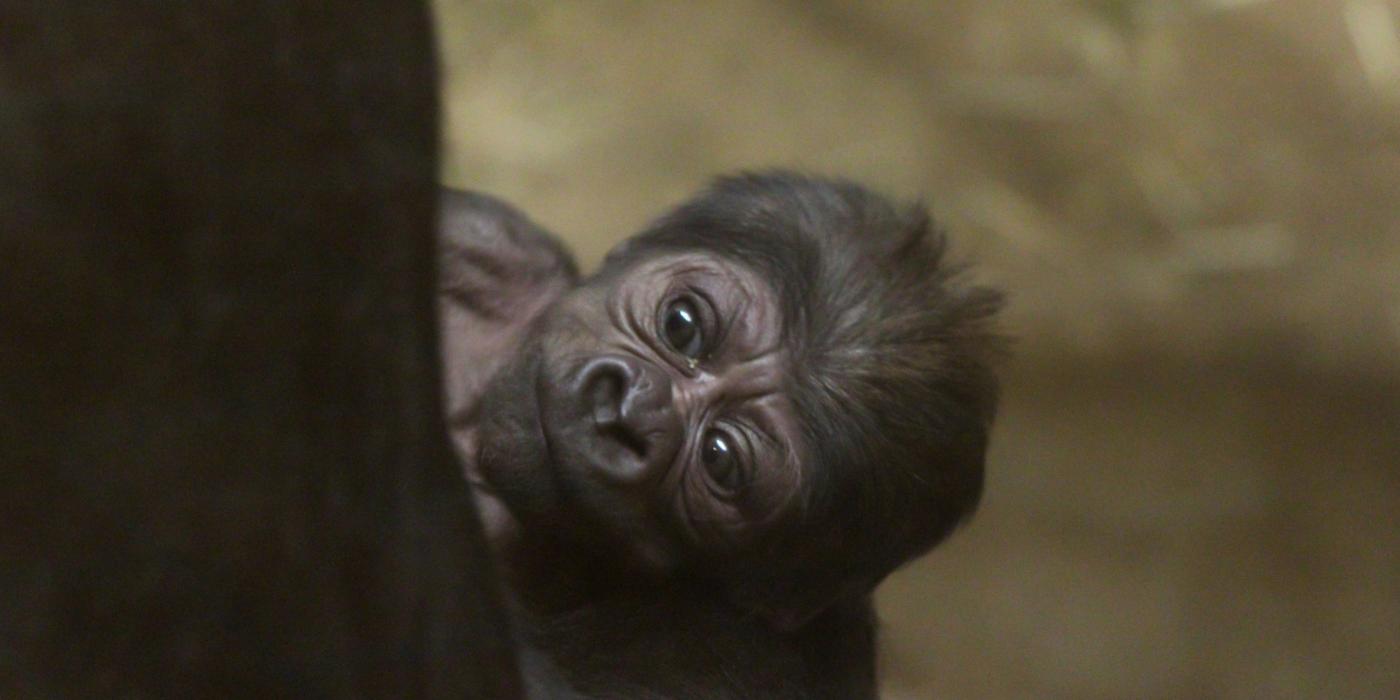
[[577, 355, 682, 483]]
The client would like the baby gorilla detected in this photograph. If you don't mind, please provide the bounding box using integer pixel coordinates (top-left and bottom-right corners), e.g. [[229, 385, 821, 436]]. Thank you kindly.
[[440, 172, 1002, 698]]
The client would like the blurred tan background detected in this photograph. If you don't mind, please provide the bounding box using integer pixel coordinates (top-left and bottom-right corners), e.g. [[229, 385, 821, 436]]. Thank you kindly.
[[433, 1, 1400, 697]]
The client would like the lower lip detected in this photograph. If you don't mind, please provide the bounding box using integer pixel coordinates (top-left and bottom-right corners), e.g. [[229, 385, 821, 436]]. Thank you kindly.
[[534, 365, 560, 468]]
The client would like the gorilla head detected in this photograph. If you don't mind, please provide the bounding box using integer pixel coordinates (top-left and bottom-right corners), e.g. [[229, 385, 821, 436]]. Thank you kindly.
[[443, 172, 1002, 632]]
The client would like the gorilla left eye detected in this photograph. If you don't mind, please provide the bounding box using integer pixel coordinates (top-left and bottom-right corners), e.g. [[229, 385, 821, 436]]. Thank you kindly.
[[701, 429, 746, 493], [661, 297, 705, 359]]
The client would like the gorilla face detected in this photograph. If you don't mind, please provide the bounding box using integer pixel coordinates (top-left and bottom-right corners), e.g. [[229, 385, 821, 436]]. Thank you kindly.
[[473, 251, 804, 576]]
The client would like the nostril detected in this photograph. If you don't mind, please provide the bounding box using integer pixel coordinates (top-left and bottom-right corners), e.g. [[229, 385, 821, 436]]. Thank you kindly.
[[574, 354, 680, 481], [604, 423, 650, 460], [579, 358, 649, 457], [590, 376, 652, 459], [586, 368, 624, 429]]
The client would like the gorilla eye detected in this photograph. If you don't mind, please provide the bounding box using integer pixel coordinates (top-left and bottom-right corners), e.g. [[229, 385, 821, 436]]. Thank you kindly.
[[701, 429, 745, 493], [661, 297, 704, 359]]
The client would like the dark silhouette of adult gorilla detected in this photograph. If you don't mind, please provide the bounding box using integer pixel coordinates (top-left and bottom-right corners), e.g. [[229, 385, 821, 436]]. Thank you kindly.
[[0, 2, 519, 697]]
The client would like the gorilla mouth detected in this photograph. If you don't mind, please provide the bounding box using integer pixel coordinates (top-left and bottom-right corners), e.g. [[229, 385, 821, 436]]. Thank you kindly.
[[533, 366, 561, 471], [536, 355, 594, 471], [531, 353, 604, 501]]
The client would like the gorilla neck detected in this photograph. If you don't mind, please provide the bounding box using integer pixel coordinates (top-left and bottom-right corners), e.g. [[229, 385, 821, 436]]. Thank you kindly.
[[458, 437, 585, 613], [492, 508, 679, 616]]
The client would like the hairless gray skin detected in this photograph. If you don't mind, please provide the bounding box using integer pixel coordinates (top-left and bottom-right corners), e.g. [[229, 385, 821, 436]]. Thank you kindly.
[[440, 172, 1003, 699]]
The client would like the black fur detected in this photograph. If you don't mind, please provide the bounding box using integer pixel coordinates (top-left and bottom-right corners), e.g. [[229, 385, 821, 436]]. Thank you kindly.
[[611, 173, 1003, 626]]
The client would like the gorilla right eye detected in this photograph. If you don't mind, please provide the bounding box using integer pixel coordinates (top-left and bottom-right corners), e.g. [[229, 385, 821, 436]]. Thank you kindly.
[[661, 297, 704, 359]]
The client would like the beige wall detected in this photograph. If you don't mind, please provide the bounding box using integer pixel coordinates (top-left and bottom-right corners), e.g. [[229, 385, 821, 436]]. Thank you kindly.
[[435, 2, 1400, 696]]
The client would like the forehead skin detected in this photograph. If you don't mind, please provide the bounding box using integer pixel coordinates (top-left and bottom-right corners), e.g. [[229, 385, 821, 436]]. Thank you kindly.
[[603, 251, 807, 535]]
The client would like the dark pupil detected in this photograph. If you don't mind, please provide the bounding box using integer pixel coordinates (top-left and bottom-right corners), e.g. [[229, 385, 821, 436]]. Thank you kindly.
[[702, 431, 739, 489], [663, 299, 702, 358]]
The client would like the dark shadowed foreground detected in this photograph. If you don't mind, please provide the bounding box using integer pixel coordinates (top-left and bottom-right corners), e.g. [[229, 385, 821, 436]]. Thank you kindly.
[[0, 2, 518, 697]]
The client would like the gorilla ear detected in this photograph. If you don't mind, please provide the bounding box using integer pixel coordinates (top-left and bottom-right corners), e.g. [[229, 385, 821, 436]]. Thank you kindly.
[[767, 568, 873, 635], [762, 590, 843, 633], [729, 533, 879, 633], [437, 188, 578, 427], [743, 568, 873, 634]]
